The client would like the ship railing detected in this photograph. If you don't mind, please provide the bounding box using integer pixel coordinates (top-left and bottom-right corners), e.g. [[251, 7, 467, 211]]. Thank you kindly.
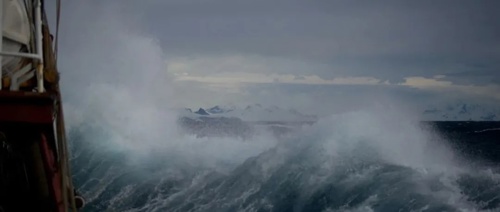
[[0, 0, 78, 211]]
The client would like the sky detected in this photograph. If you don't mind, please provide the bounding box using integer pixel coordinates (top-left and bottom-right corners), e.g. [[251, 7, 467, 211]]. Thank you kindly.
[[50, 0, 500, 115]]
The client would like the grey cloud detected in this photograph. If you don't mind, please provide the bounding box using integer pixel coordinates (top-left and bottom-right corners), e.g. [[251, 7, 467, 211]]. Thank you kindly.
[[53, 0, 500, 89], [294, 76, 306, 80], [441, 63, 500, 85], [120, 0, 500, 83]]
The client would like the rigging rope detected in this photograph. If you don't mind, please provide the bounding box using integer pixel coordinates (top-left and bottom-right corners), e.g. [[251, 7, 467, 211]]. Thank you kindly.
[[54, 0, 60, 62]]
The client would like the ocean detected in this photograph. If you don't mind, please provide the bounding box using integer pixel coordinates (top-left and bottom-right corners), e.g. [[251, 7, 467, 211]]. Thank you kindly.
[[69, 114, 500, 212]]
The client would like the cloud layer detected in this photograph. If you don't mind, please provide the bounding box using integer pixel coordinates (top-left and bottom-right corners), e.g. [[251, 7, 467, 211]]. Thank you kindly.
[[51, 0, 500, 114]]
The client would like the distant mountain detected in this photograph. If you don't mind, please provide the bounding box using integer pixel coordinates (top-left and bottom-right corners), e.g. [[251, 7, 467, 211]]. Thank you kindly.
[[177, 104, 316, 138], [194, 108, 209, 115], [184, 104, 317, 122], [206, 105, 234, 114], [181, 102, 499, 122], [422, 102, 500, 121], [176, 102, 495, 139]]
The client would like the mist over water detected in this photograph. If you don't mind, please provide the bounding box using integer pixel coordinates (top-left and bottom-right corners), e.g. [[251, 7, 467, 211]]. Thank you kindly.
[[58, 2, 500, 212]]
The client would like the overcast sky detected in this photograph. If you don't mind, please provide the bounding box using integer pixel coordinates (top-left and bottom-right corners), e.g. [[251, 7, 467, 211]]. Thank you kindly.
[[52, 0, 500, 115]]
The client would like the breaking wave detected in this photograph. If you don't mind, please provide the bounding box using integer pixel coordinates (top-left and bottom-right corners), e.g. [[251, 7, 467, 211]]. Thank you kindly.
[[67, 108, 500, 212]]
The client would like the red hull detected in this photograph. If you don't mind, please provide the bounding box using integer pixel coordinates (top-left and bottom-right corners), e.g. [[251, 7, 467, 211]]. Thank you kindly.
[[0, 91, 69, 211], [0, 91, 55, 124]]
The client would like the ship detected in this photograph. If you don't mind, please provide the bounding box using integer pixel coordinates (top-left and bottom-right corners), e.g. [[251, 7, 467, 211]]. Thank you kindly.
[[1, 0, 84, 211]]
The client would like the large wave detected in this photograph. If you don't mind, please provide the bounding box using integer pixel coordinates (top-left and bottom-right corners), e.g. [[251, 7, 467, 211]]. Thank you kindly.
[[67, 110, 500, 212], [58, 2, 500, 211]]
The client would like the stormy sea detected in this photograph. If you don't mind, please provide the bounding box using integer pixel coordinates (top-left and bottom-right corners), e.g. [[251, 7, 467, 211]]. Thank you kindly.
[[67, 112, 500, 212], [52, 1, 500, 211]]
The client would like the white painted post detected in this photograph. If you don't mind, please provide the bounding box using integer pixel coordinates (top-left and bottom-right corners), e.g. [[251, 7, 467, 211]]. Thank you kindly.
[[35, 0, 44, 92]]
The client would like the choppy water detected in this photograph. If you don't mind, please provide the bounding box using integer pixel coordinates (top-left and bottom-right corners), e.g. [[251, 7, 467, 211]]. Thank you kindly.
[[68, 112, 500, 212]]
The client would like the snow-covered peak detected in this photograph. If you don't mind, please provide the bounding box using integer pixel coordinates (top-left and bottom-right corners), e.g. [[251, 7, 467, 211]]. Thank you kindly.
[[183, 104, 317, 122], [194, 108, 209, 115], [421, 102, 499, 121], [207, 105, 235, 114], [225, 105, 316, 122], [244, 104, 263, 111]]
